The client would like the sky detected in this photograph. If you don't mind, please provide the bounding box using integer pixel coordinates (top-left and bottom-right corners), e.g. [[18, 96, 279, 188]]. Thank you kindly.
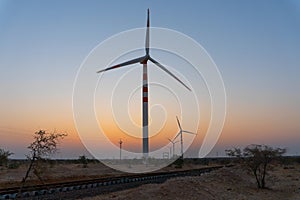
[[0, 0, 299, 159]]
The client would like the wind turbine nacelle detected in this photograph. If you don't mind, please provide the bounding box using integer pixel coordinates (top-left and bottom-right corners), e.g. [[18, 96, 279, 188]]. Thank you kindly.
[[140, 55, 150, 64]]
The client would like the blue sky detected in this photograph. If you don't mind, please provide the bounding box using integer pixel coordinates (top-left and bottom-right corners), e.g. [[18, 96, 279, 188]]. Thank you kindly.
[[0, 0, 300, 158]]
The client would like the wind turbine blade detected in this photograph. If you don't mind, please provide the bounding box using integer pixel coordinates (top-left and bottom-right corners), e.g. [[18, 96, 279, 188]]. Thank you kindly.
[[145, 8, 150, 55], [174, 131, 181, 140], [176, 116, 182, 130], [182, 130, 197, 135], [167, 138, 173, 143], [149, 57, 191, 91], [97, 56, 145, 73]]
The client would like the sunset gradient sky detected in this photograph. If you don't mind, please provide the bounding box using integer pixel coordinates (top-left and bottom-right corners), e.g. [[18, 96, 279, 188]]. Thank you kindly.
[[0, 0, 299, 158]]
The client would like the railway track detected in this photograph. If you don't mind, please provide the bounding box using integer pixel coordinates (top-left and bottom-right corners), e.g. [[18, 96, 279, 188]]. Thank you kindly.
[[0, 165, 227, 199]]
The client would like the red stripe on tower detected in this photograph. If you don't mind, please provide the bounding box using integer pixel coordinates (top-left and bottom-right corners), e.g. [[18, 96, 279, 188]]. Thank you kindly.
[[143, 97, 148, 102], [143, 87, 148, 92], [143, 74, 147, 80]]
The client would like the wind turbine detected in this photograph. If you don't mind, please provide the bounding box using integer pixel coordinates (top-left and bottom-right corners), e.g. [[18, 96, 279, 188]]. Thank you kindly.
[[97, 9, 191, 160], [167, 138, 179, 158], [174, 116, 196, 158], [119, 139, 123, 160]]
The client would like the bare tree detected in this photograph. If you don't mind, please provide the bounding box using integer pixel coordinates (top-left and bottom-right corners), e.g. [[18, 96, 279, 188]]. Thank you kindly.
[[19, 130, 67, 192], [0, 148, 13, 167], [226, 144, 286, 188]]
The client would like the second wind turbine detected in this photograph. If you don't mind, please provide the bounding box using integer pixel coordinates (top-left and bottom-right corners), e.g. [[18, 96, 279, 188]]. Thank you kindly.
[[97, 9, 191, 160]]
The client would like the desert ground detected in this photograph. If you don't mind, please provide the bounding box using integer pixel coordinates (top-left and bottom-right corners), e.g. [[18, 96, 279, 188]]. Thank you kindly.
[[80, 164, 300, 200], [0, 160, 213, 188], [1, 161, 299, 199], [0, 162, 119, 188]]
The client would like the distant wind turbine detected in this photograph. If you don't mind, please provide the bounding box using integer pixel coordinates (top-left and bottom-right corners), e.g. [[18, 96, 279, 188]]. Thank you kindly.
[[97, 9, 191, 160], [174, 116, 197, 158], [168, 138, 179, 158], [119, 139, 123, 160]]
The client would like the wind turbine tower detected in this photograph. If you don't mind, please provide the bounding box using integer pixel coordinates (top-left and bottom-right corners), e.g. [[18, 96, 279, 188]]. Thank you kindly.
[[97, 9, 191, 160], [174, 116, 197, 158]]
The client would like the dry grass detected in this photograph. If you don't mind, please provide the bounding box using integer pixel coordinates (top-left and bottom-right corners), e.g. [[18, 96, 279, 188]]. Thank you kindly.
[[0, 163, 120, 188], [0, 162, 216, 188]]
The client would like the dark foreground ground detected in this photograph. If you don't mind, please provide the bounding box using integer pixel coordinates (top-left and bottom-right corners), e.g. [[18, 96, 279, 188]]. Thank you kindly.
[[1, 158, 299, 199], [80, 164, 300, 200]]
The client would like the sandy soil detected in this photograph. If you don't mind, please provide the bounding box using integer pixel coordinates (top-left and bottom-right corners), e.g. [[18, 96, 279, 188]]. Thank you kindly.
[[0, 163, 120, 188], [80, 165, 300, 200], [0, 162, 213, 188]]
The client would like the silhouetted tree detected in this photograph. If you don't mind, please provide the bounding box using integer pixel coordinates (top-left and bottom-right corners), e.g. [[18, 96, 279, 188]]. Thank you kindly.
[[19, 130, 67, 193], [78, 155, 88, 168], [226, 144, 286, 188], [0, 148, 13, 167]]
